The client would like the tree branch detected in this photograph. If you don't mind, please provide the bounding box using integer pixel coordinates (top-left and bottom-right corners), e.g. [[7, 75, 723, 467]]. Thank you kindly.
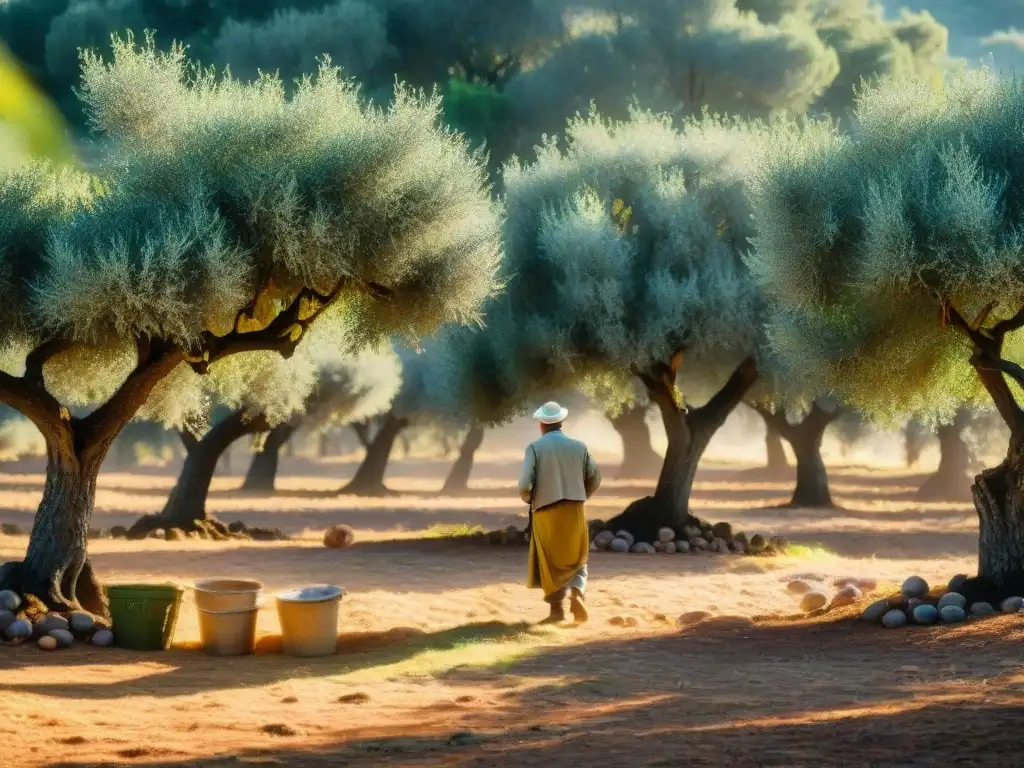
[[0, 369, 68, 444], [692, 357, 758, 430], [23, 336, 74, 390], [75, 339, 184, 461], [992, 306, 1024, 339], [972, 353, 1024, 390], [194, 278, 392, 373]]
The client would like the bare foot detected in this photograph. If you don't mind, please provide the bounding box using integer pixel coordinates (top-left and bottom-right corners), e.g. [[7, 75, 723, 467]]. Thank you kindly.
[[570, 598, 589, 623]]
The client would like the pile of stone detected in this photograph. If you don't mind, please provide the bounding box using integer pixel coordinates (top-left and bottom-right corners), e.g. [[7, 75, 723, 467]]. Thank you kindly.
[[789, 576, 878, 613], [590, 519, 789, 556], [486, 525, 529, 546], [861, 574, 1024, 628], [88, 520, 287, 542], [0, 590, 113, 650]]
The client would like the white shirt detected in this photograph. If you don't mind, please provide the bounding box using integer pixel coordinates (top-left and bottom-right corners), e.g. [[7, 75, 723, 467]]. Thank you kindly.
[[518, 430, 601, 511]]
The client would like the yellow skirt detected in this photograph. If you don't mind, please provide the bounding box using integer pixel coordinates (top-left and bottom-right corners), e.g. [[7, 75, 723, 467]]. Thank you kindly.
[[527, 500, 589, 597]]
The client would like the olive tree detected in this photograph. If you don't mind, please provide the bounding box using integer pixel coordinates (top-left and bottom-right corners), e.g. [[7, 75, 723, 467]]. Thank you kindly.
[[0, 36, 501, 614], [439, 109, 764, 538], [241, 342, 401, 492], [750, 68, 1024, 592]]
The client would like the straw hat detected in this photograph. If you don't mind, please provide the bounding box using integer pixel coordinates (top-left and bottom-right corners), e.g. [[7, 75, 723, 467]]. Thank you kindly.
[[533, 401, 568, 424]]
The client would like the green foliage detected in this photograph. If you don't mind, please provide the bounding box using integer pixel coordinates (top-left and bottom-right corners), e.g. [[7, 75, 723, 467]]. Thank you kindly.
[[441, 78, 511, 148], [437, 108, 765, 424], [0, 35, 501, 423], [750, 67, 1024, 425]]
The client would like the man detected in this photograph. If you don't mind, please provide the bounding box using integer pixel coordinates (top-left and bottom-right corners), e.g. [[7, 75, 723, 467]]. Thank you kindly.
[[518, 401, 601, 624]]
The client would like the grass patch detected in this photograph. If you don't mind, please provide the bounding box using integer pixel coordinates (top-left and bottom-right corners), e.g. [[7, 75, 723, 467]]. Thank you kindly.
[[784, 543, 835, 560], [423, 523, 486, 539], [335, 621, 546, 683]]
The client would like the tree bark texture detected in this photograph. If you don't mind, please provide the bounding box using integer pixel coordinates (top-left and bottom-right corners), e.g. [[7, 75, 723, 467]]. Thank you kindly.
[[754, 402, 839, 508], [917, 408, 973, 500], [971, 432, 1024, 591], [341, 412, 409, 496], [241, 421, 297, 493], [605, 357, 758, 541], [441, 425, 485, 494], [128, 409, 268, 537], [609, 405, 662, 479]]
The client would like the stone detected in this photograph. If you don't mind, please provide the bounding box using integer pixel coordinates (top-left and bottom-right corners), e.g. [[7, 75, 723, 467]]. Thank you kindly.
[[49, 629, 74, 648], [0, 589, 21, 612], [675, 540, 690, 553], [712, 537, 728, 551], [748, 534, 767, 553], [589, 541, 598, 552], [702, 529, 715, 542], [906, 598, 924, 615], [615, 530, 635, 547], [882, 609, 907, 628], [657, 527, 676, 543], [800, 591, 828, 612], [663, 541, 676, 554], [711, 522, 732, 540], [228, 520, 247, 533], [937, 592, 967, 611], [37, 635, 58, 651], [0, 608, 15, 633], [769, 535, 790, 552], [1000, 596, 1024, 613], [695, 537, 710, 550], [733, 532, 748, 546], [970, 602, 996, 618], [148, 529, 164, 539], [5, 618, 31, 639], [109, 525, 128, 539], [947, 574, 969, 594], [901, 576, 929, 599], [684, 525, 701, 539], [940, 605, 967, 623], [90, 629, 114, 647], [593, 530, 616, 550], [730, 541, 745, 554], [913, 604, 939, 625], [787, 580, 812, 595], [677, 610, 714, 626], [35, 614, 69, 636], [861, 599, 891, 622], [166, 528, 185, 541], [630, 542, 656, 554], [653, 540, 666, 552], [323, 524, 355, 549], [831, 585, 862, 608], [0, 522, 25, 536], [609, 537, 630, 553]]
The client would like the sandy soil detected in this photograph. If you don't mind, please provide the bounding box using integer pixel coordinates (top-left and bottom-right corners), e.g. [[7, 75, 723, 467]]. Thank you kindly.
[[1, 451, 1019, 768]]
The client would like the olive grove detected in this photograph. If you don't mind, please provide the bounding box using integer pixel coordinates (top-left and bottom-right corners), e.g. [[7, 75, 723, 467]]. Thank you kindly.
[[439, 109, 765, 539], [0, 36, 501, 615], [750, 67, 1024, 593]]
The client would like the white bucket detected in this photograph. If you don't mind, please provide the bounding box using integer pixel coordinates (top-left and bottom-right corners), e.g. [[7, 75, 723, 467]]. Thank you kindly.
[[275, 585, 346, 657]]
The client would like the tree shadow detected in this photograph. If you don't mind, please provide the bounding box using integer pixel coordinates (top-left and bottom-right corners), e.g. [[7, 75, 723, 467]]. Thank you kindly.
[[40, 615, 1024, 767], [0, 620, 531, 700]]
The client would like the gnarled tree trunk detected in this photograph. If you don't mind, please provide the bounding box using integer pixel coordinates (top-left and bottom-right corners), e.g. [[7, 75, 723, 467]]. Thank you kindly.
[[341, 412, 409, 496], [241, 421, 297, 493], [128, 409, 268, 537], [441, 424, 485, 494], [973, 433, 1024, 589], [754, 402, 839, 508], [917, 408, 972, 500], [0, 338, 183, 616], [606, 356, 757, 541], [609, 405, 661, 479]]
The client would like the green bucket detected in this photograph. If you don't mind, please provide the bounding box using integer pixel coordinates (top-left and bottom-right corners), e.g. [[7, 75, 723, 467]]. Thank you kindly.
[[106, 583, 184, 651]]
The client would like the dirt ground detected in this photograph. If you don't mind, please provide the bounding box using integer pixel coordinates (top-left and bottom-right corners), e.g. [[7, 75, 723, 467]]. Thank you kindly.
[[1, 447, 1021, 768]]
